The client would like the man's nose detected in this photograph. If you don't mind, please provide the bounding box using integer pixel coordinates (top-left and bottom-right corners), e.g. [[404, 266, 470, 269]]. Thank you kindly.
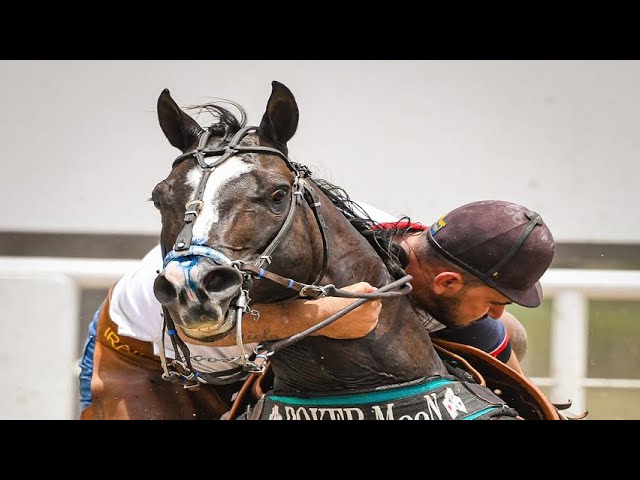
[[488, 305, 506, 319]]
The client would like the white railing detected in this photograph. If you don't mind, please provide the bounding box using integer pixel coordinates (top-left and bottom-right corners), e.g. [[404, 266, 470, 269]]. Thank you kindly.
[[532, 268, 640, 415], [0, 257, 639, 419], [0, 257, 140, 289], [0, 257, 141, 420]]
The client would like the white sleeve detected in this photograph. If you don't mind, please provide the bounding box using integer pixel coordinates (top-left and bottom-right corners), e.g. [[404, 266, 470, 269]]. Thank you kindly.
[[108, 245, 165, 342], [355, 200, 400, 223]]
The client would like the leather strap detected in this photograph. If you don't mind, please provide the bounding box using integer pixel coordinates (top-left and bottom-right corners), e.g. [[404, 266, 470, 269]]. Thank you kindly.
[[432, 342, 486, 386]]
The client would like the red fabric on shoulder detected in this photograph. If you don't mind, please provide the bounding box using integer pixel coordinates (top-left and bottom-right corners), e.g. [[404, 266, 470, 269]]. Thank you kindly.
[[488, 331, 510, 359], [371, 221, 428, 231]]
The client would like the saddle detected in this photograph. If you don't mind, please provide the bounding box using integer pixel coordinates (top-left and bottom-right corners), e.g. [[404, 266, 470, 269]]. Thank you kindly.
[[432, 338, 587, 420]]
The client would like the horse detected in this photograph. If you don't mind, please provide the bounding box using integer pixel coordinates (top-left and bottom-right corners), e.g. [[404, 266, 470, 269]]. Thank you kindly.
[[149, 80, 528, 420]]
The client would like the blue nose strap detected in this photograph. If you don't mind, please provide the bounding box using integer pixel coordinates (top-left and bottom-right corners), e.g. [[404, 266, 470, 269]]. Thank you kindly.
[[163, 245, 234, 269]]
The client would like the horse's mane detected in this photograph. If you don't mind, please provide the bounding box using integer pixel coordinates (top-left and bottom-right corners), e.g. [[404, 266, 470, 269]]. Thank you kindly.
[[182, 101, 416, 283], [311, 178, 416, 281]]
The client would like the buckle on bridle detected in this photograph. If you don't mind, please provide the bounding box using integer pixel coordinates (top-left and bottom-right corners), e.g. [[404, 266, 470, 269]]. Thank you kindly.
[[161, 370, 183, 384], [245, 346, 273, 373], [184, 199, 204, 217], [299, 284, 329, 299]]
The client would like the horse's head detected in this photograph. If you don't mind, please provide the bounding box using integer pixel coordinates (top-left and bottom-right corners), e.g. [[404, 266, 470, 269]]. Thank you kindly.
[[151, 81, 452, 395], [152, 82, 326, 343]]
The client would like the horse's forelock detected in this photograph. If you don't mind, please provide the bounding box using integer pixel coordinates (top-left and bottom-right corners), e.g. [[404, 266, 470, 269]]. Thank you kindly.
[[185, 100, 247, 138]]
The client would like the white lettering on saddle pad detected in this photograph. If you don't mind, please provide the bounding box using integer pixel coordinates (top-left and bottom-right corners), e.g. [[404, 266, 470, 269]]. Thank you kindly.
[[268, 405, 283, 420], [263, 383, 474, 420], [442, 387, 468, 419], [265, 391, 461, 420], [283, 406, 366, 420]]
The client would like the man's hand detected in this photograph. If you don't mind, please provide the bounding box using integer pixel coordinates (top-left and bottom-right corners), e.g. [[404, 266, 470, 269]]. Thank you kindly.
[[312, 282, 381, 339]]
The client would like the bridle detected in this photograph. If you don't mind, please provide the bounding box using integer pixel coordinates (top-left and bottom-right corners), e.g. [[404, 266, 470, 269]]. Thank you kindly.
[[157, 125, 412, 389]]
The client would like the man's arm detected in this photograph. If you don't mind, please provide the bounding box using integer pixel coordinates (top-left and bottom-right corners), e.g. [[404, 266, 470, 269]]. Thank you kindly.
[[184, 282, 382, 347]]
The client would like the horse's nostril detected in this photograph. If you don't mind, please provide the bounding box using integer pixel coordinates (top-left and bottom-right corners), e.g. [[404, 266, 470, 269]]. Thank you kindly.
[[203, 267, 242, 294], [153, 274, 177, 304]]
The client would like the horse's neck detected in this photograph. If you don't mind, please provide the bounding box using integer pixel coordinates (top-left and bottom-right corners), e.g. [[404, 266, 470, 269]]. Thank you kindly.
[[319, 206, 393, 288], [267, 199, 448, 394], [269, 290, 447, 394]]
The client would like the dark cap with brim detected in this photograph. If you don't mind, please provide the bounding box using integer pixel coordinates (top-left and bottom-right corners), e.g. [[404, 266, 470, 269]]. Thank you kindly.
[[426, 200, 555, 307]]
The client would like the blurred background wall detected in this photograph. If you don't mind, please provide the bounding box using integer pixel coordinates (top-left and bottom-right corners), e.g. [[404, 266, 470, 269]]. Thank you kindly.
[[1, 60, 638, 419]]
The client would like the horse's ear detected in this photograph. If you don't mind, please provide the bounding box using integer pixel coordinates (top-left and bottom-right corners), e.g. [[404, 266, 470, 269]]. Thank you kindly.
[[258, 81, 299, 148], [157, 89, 204, 153]]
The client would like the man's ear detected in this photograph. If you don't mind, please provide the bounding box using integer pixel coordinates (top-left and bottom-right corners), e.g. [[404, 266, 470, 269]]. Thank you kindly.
[[432, 272, 464, 295]]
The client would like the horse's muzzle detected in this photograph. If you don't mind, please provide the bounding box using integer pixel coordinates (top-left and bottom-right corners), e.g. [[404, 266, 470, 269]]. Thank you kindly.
[[154, 256, 244, 330]]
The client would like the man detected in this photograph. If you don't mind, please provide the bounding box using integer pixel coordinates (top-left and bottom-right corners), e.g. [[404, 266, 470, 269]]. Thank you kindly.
[[79, 198, 554, 419], [360, 199, 547, 374]]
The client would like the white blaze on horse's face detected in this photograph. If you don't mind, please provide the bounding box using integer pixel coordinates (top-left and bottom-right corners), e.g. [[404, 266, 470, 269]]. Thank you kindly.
[[185, 156, 253, 244]]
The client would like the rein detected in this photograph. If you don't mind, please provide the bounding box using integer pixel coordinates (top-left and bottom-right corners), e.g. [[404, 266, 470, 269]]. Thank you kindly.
[[249, 275, 413, 372], [157, 125, 413, 389]]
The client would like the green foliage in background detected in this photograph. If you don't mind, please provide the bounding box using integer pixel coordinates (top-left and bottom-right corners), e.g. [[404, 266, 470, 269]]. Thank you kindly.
[[588, 300, 640, 379], [509, 301, 552, 377], [508, 299, 640, 420]]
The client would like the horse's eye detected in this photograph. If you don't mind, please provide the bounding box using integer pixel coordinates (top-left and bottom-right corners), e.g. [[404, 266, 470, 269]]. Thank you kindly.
[[150, 195, 162, 210], [272, 188, 288, 203], [151, 181, 170, 210]]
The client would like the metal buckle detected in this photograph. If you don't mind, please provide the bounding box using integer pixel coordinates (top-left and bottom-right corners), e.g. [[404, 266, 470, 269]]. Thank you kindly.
[[161, 370, 183, 384], [246, 346, 273, 374], [299, 284, 327, 299], [184, 199, 204, 217]]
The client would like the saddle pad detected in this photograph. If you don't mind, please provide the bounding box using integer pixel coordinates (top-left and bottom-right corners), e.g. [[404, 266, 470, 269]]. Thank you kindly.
[[245, 376, 520, 420]]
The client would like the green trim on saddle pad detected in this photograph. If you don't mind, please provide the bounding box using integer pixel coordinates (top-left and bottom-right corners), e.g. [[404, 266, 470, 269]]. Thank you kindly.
[[268, 377, 454, 406]]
